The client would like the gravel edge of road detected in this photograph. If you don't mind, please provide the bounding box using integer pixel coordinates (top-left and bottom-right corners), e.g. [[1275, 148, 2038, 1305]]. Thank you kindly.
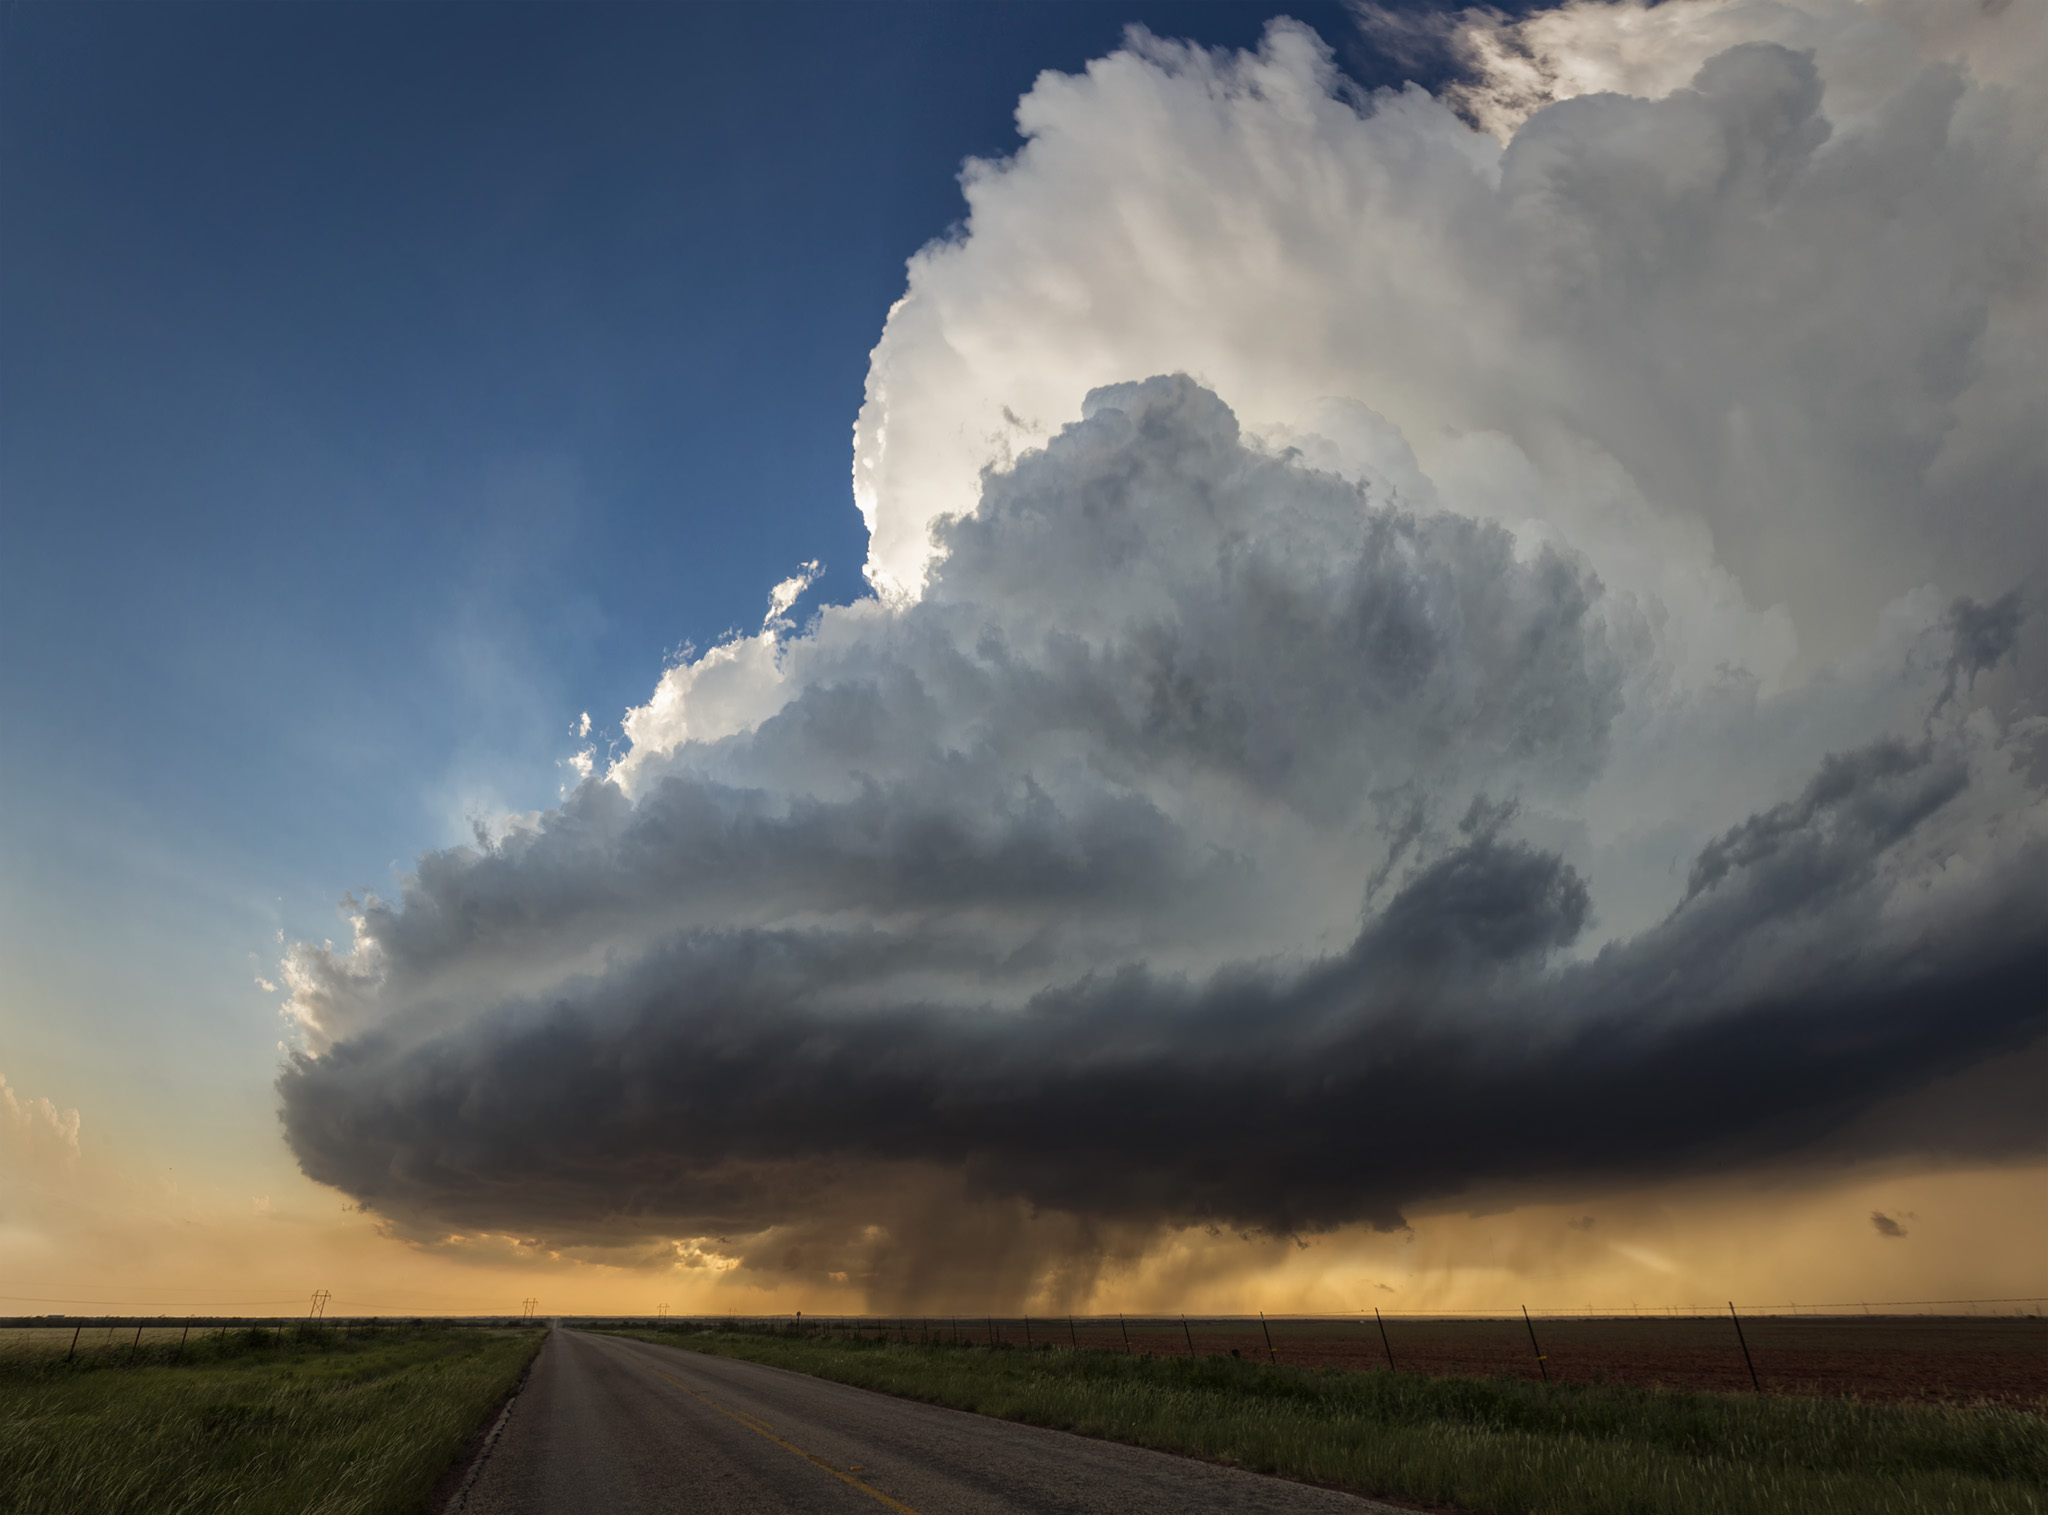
[[437, 1334, 546, 1514]]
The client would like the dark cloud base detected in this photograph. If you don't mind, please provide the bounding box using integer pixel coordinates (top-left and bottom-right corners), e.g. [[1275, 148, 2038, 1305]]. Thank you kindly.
[[280, 819, 2047, 1246]]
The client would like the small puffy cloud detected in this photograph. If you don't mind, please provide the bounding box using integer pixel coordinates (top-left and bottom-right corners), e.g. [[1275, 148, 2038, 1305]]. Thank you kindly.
[[276, 1, 2046, 1303], [1871, 1211, 1909, 1239], [2, 1073, 80, 1178], [765, 561, 822, 624], [610, 563, 824, 789]]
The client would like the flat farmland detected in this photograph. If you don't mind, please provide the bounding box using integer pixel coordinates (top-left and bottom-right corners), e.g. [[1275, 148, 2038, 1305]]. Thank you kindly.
[[804, 1314, 2048, 1409]]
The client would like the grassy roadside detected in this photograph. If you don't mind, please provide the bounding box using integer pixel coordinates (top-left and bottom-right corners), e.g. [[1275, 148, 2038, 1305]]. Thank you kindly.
[[603, 1327, 2047, 1515], [0, 1324, 543, 1515]]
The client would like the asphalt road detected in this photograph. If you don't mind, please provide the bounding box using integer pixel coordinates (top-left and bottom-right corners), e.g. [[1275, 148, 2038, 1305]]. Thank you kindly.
[[457, 1329, 1414, 1515]]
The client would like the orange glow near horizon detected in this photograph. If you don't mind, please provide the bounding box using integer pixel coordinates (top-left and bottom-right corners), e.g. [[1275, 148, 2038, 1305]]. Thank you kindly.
[[7, 1072, 2042, 1320]]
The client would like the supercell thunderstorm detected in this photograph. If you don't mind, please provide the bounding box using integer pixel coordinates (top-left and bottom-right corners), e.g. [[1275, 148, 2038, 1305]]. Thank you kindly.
[[277, 1, 2047, 1299]]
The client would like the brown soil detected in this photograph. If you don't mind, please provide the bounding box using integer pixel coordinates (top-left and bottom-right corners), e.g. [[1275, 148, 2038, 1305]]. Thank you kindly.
[[895, 1314, 2048, 1410]]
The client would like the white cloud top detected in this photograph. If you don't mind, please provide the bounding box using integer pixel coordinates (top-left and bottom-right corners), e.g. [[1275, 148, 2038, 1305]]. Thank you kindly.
[[855, 0, 2043, 671]]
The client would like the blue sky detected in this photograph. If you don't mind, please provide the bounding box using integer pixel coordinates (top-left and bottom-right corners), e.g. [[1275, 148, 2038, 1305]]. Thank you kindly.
[[2, 0, 1385, 1166]]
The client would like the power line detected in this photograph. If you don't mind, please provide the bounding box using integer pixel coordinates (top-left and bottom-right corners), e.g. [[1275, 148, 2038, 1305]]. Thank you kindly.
[[0, 1294, 312, 1307], [0, 1290, 555, 1312]]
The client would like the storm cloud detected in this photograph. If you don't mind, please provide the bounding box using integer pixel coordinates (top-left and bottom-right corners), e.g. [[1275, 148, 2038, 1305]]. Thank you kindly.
[[279, 0, 2047, 1299]]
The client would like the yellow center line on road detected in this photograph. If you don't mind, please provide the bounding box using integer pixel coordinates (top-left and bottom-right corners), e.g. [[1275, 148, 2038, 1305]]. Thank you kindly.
[[653, 1370, 922, 1515]]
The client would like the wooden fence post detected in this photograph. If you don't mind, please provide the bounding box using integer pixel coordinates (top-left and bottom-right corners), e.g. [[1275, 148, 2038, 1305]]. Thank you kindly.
[[1181, 1316, 1195, 1356], [1120, 1314, 1131, 1354], [1728, 1302, 1761, 1392], [1521, 1306, 1548, 1383], [1259, 1312, 1277, 1364]]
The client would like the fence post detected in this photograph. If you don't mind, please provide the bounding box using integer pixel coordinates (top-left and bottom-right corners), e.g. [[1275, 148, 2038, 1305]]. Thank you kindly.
[[1024, 1316, 1033, 1348], [66, 1323, 80, 1363], [1728, 1302, 1761, 1392], [986, 1317, 995, 1347], [1181, 1315, 1195, 1356], [1067, 1315, 1077, 1349], [177, 1323, 189, 1360], [1120, 1314, 1131, 1354], [1374, 1308, 1395, 1371], [1259, 1312, 1277, 1364], [1521, 1305, 1548, 1383], [129, 1321, 143, 1362]]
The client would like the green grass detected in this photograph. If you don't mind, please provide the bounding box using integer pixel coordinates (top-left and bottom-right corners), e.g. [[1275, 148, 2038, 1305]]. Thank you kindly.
[[0, 1323, 543, 1515], [606, 1326, 2047, 1515]]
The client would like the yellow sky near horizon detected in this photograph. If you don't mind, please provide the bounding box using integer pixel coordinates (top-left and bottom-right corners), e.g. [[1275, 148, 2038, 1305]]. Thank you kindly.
[[7, 1068, 2043, 1320]]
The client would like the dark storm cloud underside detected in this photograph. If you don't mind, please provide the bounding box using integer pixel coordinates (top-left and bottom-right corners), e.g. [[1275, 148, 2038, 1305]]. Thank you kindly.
[[280, 816, 2048, 1241]]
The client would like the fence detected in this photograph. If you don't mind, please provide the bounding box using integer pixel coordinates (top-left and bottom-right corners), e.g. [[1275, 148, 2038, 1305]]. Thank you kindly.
[[595, 1302, 2047, 1405], [6, 1299, 2040, 1402], [0, 1315, 507, 1372]]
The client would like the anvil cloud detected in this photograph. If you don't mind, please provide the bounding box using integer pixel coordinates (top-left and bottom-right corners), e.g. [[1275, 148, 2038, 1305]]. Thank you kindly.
[[279, 0, 2046, 1294]]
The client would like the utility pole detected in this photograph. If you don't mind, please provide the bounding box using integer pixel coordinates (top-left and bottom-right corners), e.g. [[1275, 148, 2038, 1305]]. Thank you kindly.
[[521, 1298, 538, 1320], [308, 1289, 332, 1322]]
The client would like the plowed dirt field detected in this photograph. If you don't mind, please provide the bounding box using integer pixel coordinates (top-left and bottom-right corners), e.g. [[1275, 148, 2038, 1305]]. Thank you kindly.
[[883, 1314, 2047, 1409]]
